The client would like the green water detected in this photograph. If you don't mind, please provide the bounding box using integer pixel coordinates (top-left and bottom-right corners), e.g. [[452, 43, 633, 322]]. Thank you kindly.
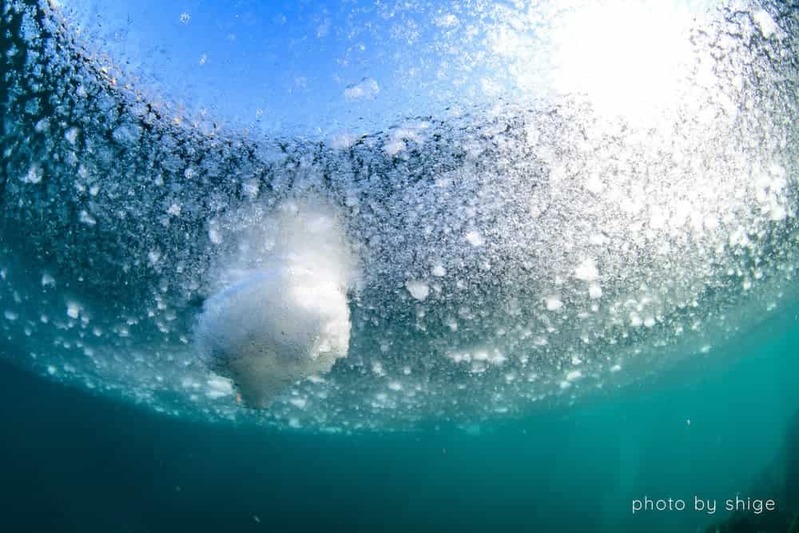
[[0, 300, 796, 532]]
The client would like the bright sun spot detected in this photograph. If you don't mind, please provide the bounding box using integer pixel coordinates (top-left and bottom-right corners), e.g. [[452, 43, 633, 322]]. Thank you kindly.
[[552, 1, 708, 123]]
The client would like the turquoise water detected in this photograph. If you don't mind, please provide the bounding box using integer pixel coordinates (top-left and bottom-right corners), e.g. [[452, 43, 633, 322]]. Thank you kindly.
[[0, 298, 796, 532]]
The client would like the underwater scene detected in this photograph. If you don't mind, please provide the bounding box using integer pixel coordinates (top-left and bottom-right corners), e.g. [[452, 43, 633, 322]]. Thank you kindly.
[[1, 0, 798, 531]]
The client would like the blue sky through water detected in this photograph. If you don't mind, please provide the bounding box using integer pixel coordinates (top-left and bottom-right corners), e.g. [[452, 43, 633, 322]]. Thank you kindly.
[[59, 0, 494, 139]]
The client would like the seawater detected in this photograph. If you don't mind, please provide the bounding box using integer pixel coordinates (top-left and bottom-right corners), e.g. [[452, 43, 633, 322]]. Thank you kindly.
[[0, 300, 796, 533], [2, 1, 799, 531]]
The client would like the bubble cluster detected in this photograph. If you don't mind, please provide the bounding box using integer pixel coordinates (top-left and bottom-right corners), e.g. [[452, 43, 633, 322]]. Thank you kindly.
[[0, 0, 798, 431]]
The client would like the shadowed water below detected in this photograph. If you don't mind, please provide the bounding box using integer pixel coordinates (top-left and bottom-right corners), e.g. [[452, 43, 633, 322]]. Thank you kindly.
[[0, 300, 797, 533]]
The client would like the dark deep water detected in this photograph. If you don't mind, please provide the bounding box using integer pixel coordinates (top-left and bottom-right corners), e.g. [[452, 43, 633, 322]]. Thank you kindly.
[[0, 302, 797, 533]]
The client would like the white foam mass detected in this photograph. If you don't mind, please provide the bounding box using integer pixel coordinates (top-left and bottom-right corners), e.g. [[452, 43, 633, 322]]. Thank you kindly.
[[195, 200, 356, 408]]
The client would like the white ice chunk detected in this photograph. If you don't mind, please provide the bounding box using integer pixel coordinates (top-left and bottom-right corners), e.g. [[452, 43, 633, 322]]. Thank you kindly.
[[196, 200, 355, 409], [79, 211, 96, 226], [206, 375, 234, 399], [545, 296, 563, 311], [588, 283, 603, 299], [405, 280, 430, 301], [574, 258, 599, 282], [566, 370, 583, 381], [66, 301, 81, 319], [289, 397, 308, 409], [753, 9, 778, 39], [22, 164, 43, 184], [344, 77, 380, 101], [465, 230, 484, 247]]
